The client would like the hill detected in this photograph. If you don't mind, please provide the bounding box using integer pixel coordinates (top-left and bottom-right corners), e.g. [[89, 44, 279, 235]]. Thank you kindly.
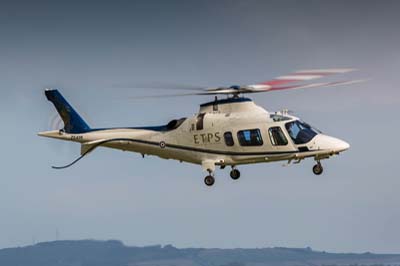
[[1, 240, 400, 266]]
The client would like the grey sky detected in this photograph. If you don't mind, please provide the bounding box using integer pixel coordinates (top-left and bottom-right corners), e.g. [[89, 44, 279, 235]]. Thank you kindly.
[[1, 0, 400, 253]]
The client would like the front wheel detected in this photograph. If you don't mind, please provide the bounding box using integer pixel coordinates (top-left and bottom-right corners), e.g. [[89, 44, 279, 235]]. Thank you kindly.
[[312, 163, 323, 175]]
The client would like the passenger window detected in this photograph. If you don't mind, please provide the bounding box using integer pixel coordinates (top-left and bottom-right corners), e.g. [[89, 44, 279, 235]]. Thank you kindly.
[[268, 127, 288, 146], [224, 132, 234, 146], [237, 129, 263, 146]]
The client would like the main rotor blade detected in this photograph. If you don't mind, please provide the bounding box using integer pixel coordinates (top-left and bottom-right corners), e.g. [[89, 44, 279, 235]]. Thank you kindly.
[[114, 68, 364, 99], [270, 79, 366, 91], [248, 79, 367, 93], [126, 91, 209, 100], [259, 68, 357, 87], [112, 82, 206, 91], [125, 79, 366, 99]]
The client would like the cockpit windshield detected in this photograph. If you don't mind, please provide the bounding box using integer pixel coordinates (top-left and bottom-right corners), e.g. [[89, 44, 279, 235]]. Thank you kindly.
[[285, 120, 319, 144]]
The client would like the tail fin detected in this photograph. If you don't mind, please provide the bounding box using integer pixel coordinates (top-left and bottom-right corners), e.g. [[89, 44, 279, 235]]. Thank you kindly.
[[44, 89, 91, 134]]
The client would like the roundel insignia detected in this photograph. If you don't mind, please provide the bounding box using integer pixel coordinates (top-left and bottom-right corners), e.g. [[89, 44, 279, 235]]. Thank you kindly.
[[159, 141, 166, 148]]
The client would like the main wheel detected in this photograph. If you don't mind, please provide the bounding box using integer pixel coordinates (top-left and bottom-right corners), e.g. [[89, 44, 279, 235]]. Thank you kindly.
[[230, 169, 241, 180], [204, 175, 215, 186], [312, 163, 323, 175]]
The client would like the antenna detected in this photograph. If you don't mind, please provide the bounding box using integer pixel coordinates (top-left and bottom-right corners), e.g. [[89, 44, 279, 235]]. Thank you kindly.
[[213, 96, 218, 111]]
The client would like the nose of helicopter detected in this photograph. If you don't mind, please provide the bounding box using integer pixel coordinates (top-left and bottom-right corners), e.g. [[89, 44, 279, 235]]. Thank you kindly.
[[312, 134, 350, 153]]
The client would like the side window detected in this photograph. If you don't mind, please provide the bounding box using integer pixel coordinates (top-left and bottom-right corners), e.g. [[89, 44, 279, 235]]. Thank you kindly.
[[268, 127, 288, 146], [237, 129, 263, 146], [224, 132, 234, 146]]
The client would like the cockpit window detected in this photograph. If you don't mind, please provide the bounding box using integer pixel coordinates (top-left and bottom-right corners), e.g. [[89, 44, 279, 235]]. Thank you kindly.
[[285, 120, 318, 144]]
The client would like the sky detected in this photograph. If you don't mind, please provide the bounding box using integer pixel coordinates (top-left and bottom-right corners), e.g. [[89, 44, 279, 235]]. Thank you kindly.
[[1, 0, 400, 253]]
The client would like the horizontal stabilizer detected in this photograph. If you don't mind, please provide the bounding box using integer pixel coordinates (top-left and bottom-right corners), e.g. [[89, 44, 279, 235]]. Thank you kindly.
[[80, 139, 108, 155]]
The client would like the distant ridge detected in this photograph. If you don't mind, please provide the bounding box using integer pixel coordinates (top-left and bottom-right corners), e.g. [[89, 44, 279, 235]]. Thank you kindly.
[[1, 239, 400, 266]]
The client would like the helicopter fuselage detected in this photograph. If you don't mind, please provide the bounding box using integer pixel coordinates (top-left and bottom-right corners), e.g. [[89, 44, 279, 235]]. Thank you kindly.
[[39, 97, 349, 174]]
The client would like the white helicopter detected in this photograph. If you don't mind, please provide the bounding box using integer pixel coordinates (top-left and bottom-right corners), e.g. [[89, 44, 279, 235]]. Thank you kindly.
[[39, 68, 362, 186]]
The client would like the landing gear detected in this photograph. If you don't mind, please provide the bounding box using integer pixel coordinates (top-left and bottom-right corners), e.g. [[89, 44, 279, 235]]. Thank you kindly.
[[230, 168, 241, 180], [312, 162, 323, 175], [202, 162, 216, 187], [204, 175, 215, 186]]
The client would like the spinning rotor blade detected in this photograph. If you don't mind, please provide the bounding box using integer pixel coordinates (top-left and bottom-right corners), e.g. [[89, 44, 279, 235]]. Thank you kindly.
[[124, 68, 363, 99], [128, 92, 205, 100], [247, 79, 366, 93], [259, 68, 356, 87], [202, 68, 362, 95], [112, 82, 205, 91], [114, 82, 210, 100]]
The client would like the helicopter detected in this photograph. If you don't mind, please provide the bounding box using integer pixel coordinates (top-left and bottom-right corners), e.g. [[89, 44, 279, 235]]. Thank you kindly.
[[38, 68, 362, 186]]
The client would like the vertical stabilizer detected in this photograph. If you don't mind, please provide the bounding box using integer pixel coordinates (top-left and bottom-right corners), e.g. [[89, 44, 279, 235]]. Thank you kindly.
[[44, 89, 91, 134]]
